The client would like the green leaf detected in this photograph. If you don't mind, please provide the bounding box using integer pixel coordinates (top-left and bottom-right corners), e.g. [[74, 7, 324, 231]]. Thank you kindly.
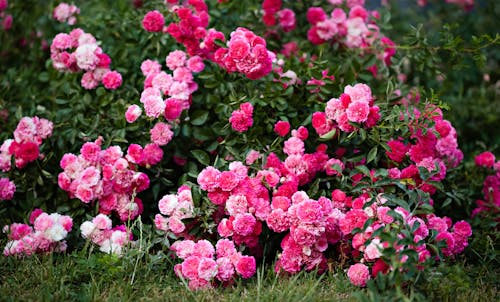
[[55, 98, 69, 105], [192, 127, 213, 141], [388, 196, 410, 212], [367, 146, 378, 163], [190, 110, 209, 126], [359, 128, 367, 142], [191, 149, 210, 166], [319, 128, 337, 141], [307, 178, 321, 197], [83, 93, 92, 105], [442, 198, 452, 208], [283, 86, 294, 97], [38, 72, 49, 82], [152, 183, 160, 201], [416, 203, 434, 215], [355, 165, 371, 177], [214, 39, 226, 48], [96, 87, 106, 96]]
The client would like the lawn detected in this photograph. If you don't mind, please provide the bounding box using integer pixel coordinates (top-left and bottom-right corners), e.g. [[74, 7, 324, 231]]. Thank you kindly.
[[0, 251, 497, 301]]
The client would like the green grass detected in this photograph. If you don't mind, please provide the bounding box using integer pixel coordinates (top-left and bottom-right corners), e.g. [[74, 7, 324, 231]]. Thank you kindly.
[[0, 252, 497, 302], [0, 252, 357, 302]]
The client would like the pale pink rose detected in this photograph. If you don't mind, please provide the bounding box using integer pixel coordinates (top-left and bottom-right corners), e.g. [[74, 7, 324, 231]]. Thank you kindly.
[[33, 213, 53, 232], [346, 101, 370, 123], [171, 239, 195, 259], [168, 216, 186, 234], [216, 257, 235, 281], [197, 258, 218, 281], [193, 240, 215, 258], [150, 122, 173, 146], [168, 81, 189, 100], [140, 59, 162, 76], [152, 71, 173, 94], [218, 171, 239, 191], [217, 218, 233, 237], [245, 149, 260, 165], [181, 256, 201, 279], [232, 213, 256, 236], [364, 238, 383, 261], [143, 95, 166, 118], [215, 239, 237, 258], [283, 137, 305, 156], [225, 194, 248, 216], [125, 105, 142, 123], [74, 43, 99, 71], [347, 263, 370, 287], [154, 214, 169, 231], [140, 87, 162, 103], [197, 167, 221, 192], [166, 50, 187, 71], [158, 194, 178, 216], [228, 161, 248, 178], [92, 214, 112, 230]]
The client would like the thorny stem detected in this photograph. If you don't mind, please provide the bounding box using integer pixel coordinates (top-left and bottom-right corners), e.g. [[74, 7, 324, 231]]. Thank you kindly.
[[395, 35, 500, 53]]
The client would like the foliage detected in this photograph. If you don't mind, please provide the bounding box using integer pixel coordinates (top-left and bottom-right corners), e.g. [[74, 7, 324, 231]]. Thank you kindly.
[[0, 0, 499, 300]]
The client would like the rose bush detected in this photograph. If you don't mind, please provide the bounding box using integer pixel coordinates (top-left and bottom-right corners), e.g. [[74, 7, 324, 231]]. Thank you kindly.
[[0, 0, 498, 298]]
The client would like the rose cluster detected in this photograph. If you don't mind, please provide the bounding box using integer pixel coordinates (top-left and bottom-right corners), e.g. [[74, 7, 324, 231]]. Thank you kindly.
[[163, 0, 214, 57], [80, 214, 131, 255], [305, 69, 335, 95], [159, 82, 473, 288], [313, 83, 380, 134], [3, 209, 73, 256], [0, 116, 53, 172], [196, 161, 269, 251], [170, 239, 256, 290], [191, 125, 335, 259], [58, 137, 151, 221], [306, 3, 396, 70], [125, 142, 164, 168], [127, 49, 204, 126], [154, 185, 195, 235], [271, 191, 340, 273], [337, 193, 472, 286], [472, 151, 500, 219], [53, 2, 80, 25], [229, 102, 254, 133], [0, 177, 15, 201], [0, 0, 12, 31], [166, 125, 473, 288], [214, 27, 274, 80], [416, 0, 474, 11], [161, 0, 230, 62], [145, 1, 273, 80], [50, 28, 122, 90], [384, 104, 463, 195], [0, 116, 53, 202], [261, 0, 296, 33]]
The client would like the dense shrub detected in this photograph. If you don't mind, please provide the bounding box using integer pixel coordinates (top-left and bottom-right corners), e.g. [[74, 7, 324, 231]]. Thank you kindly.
[[0, 0, 498, 299]]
